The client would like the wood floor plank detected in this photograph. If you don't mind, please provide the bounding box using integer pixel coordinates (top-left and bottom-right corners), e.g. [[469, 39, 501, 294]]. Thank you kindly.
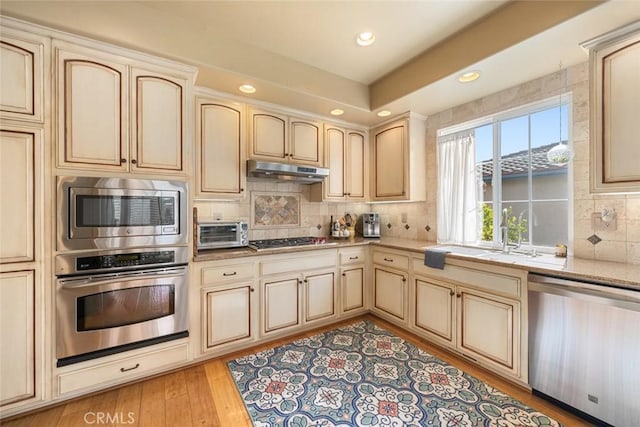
[[1, 314, 595, 427], [113, 383, 142, 426], [138, 375, 166, 427], [204, 360, 251, 427], [184, 365, 220, 426]]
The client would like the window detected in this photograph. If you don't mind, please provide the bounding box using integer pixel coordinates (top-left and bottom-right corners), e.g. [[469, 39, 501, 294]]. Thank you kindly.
[[438, 96, 571, 250]]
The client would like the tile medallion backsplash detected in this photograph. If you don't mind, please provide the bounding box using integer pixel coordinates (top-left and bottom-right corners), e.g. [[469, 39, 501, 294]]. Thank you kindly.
[[251, 192, 300, 228]]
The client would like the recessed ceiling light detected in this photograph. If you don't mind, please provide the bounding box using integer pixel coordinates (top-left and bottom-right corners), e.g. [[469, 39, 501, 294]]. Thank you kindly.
[[457, 71, 480, 83], [239, 84, 256, 94], [330, 109, 344, 116], [356, 31, 375, 47], [377, 110, 391, 117]]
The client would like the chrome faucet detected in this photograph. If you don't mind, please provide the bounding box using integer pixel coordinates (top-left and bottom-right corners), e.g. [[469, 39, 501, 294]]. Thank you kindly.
[[500, 208, 510, 253]]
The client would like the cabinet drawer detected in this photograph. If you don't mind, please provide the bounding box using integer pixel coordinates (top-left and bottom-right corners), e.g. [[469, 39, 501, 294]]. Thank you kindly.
[[413, 259, 521, 298], [260, 251, 336, 276], [339, 248, 366, 265], [202, 262, 254, 286], [373, 251, 409, 270], [58, 343, 188, 395]]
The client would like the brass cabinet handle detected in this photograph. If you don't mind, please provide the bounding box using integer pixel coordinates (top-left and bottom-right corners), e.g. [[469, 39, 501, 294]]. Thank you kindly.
[[449, 290, 454, 296], [250, 288, 255, 292], [120, 158, 127, 164], [383, 258, 393, 262], [120, 363, 140, 373], [342, 273, 346, 276], [349, 256, 359, 260], [402, 277, 406, 282], [131, 159, 137, 164], [456, 293, 462, 298], [223, 272, 237, 276]]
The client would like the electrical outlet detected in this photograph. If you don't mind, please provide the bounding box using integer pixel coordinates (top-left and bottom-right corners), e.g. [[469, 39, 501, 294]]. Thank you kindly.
[[401, 212, 408, 223]]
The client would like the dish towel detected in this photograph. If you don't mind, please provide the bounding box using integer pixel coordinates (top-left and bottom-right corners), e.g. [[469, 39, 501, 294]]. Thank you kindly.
[[424, 249, 449, 269]]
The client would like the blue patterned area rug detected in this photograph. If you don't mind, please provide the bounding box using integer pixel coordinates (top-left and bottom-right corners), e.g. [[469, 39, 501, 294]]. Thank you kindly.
[[228, 320, 561, 426]]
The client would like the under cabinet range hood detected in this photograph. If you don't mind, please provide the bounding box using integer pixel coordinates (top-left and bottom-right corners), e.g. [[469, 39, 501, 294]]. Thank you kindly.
[[247, 159, 329, 183]]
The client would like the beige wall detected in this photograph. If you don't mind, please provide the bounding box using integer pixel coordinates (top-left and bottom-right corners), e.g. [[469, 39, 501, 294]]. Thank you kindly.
[[374, 62, 640, 264]]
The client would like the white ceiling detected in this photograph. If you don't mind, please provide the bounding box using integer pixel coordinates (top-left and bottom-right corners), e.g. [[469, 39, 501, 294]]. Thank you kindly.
[[2, 1, 640, 125]]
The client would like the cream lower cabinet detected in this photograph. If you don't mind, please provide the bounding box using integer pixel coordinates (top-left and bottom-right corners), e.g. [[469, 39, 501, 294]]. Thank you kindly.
[[371, 249, 409, 325], [260, 250, 337, 337], [199, 260, 257, 355], [339, 247, 367, 315], [0, 271, 35, 406], [411, 257, 527, 384]]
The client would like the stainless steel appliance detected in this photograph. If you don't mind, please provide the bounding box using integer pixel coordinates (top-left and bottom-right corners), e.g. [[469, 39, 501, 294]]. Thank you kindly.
[[249, 236, 334, 251], [528, 273, 640, 427], [247, 159, 329, 183], [356, 213, 380, 237], [57, 176, 187, 251], [55, 246, 189, 366], [197, 220, 248, 250]]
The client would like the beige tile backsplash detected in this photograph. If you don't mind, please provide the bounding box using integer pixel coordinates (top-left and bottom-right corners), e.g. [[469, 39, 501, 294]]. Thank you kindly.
[[196, 62, 639, 263]]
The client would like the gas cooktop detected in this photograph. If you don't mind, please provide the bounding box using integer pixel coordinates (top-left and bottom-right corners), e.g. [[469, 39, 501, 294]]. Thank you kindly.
[[248, 236, 335, 250]]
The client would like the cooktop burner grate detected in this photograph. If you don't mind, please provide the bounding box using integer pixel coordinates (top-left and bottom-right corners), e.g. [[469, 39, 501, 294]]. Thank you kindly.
[[248, 236, 330, 250]]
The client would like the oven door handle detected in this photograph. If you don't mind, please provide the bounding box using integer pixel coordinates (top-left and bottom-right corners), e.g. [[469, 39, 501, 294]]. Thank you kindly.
[[58, 266, 187, 288]]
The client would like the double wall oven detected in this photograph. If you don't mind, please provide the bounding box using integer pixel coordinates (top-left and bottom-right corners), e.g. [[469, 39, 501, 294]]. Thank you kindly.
[[55, 177, 189, 367]]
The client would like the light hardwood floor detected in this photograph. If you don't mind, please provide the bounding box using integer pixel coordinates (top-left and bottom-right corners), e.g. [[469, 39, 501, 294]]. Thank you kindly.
[[3, 315, 593, 426]]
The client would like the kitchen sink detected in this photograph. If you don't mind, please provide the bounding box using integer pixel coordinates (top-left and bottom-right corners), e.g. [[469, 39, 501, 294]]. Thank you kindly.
[[430, 245, 567, 268]]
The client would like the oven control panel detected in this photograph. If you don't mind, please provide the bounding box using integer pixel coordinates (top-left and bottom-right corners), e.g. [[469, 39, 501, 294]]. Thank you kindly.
[[76, 251, 175, 271]]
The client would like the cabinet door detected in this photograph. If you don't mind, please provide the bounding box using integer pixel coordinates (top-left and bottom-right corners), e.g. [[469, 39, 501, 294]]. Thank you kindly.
[[197, 100, 245, 197], [0, 31, 43, 122], [341, 266, 364, 313], [304, 271, 335, 322], [205, 284, 253, 348], [56, 48, 128, 170], [458, 289, 516, 369], [290, 118, 322, 166], [263, 277, 300, 333], [0, 270, 35, 406], [373, 267, 406, 321], [130, 68, 185, 173], [0, 129, 34, 264], [373, 123, 407, 199], [346, 130, 366, 199], [414, 278, 454, 344], [324, 126, 346, 199], [248, 108, 288, 161]]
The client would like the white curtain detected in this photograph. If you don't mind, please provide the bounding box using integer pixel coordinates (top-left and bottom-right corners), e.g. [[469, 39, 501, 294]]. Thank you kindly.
[[437, 130, 477, 244]]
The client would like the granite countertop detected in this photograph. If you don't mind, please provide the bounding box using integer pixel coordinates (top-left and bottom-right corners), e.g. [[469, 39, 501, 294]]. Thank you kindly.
[[194, 236, 640, 290]]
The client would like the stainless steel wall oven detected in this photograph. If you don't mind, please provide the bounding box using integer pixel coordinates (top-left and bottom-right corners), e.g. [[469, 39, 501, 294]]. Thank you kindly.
[[55, 176, 190, 367]]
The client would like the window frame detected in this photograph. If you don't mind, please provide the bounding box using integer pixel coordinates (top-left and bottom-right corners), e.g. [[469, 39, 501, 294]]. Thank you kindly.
[[438, 94, 574, 253]]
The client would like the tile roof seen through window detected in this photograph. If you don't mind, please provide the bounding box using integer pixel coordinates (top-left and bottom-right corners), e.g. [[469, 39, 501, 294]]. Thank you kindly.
[[477, 142, 568, 179]]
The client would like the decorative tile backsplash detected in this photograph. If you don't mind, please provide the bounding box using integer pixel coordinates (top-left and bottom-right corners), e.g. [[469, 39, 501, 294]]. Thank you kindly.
[[251, 192, 300, 228]]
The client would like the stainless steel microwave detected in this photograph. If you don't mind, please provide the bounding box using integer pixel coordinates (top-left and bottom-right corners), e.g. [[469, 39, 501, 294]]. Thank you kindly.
[[57, 176, 188, 251], [197, 220, 248, 250]]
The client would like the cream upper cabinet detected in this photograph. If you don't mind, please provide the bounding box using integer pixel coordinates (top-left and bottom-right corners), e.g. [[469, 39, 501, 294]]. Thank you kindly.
[[289, 117, 322, 165], [54, 40, 194, 175], [0, 129, 35, 264], [584, 22, 640, 193], [310, 126, 367, 202], [0, 27, 45, 123], [195, 95, 246, 198], [130, 68, 185, 173], [0, 270, 35, 407], [248, 107, 323, 166], [371, 114, 426, 202]]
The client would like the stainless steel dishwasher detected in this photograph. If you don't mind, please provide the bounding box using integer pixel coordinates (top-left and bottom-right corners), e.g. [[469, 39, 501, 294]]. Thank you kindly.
[[528, 273, 640, 427]]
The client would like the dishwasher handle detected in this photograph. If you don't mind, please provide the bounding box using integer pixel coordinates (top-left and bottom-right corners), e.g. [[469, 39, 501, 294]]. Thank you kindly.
[[528, 273, 640, 312]]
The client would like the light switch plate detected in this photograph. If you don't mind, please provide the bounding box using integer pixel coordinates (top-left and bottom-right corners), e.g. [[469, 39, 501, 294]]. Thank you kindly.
[[401, 212, 408, 223]]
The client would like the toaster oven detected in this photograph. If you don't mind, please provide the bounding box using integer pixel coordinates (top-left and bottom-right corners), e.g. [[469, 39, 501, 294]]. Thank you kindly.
[[197, 220, 248, 249]]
